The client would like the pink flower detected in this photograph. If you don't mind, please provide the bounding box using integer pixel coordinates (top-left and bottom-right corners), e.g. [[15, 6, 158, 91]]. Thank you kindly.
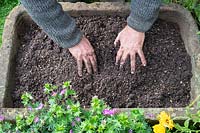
[[146, 113, 155, 118], [69, 129, 73, 133], [103, 109, 117, 116], [75, 117, 81, 122], [52, 91, 57, 96], [60, 89, 66, 95], [34, 117, 39, 123], [0, 115, 4, 122], [36, 103, 44, 110], [28, 106, 32, 111], [129, 129, 133, 133], [71, 121, 75, 127]]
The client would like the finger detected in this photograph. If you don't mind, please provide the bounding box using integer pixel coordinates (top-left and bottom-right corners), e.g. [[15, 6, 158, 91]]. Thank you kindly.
[[83, 56, 92, 74], [89, 55, 97, 73], [115, 49, 123, 65], [130, 53, 136, 74], [120, 52, 129, 68], [77, 55, 83, 77], [138, 49, 147, 66], [114, 33, 120, 47]]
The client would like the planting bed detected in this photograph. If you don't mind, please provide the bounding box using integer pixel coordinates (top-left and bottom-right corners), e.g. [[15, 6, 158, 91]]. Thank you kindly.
[[1, 3, 200, 121], [12, 15, 192, 108]]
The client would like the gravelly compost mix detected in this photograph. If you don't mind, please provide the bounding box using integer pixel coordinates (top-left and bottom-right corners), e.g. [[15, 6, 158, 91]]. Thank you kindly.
[[12, 16, 192, 108]]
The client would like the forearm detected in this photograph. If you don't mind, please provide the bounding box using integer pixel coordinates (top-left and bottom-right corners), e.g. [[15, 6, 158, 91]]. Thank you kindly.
[[20, 0, 82, 48], [127, 0, 161, 32]]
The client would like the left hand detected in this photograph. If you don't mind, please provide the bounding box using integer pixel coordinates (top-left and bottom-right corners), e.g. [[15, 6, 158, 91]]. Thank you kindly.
[[114, 25, 147, 74]]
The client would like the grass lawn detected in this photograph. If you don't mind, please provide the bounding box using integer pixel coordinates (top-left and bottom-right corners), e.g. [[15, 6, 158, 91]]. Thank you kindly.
[[0, 0, 19, 47]]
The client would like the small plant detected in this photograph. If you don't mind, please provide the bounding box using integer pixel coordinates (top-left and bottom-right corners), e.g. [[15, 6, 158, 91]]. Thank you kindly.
[[173, 95, 200, 133], [0, 81, 152, 132], [152, 95, 200, 133]]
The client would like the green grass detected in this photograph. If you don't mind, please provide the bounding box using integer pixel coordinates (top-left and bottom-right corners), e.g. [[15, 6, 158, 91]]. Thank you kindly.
[[0, 0, 19, 47]]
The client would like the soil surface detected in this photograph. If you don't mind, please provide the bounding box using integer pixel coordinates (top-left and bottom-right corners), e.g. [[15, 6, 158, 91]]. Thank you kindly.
[[13, 16, 192, 108]]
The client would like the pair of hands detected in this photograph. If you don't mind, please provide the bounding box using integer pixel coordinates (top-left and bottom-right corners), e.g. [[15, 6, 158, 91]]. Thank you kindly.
[[69, 25, 147, 76]]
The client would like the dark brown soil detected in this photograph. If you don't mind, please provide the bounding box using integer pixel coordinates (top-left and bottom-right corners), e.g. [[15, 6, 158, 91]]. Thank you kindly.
[[13, 16, 192, 108]]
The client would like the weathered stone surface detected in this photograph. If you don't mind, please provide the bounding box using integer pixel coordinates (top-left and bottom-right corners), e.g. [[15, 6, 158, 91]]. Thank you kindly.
[[58, 0, 125, 2], [1, 2, 199, 121], [0, 107, 197, 121], [57, 0, 79, 2]]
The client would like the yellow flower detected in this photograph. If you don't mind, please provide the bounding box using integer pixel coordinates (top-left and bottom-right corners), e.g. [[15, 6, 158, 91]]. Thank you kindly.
[[158, 111, 174, 130], [153, 124, 166, 133]]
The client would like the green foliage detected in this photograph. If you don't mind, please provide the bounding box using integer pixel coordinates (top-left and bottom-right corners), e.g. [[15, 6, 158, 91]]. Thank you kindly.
[[173, 95, 200, 133], [44, 83, 58, 94], [0, 81, 200, 132], [21, 92, 33, 106], [0, 81, 152, 132], [162, 0, 200, 28], [0, 121, 15, 132], [162, 0, 200, 39]]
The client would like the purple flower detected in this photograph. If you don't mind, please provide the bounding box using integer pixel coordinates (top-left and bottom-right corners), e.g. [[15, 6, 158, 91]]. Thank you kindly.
[[60, 89, 66, 95], [146, 113, 155, 118], [75, 117, 81, 122], [69, 129, 73, 133], [36, 103, 44, 110], [103, 109, 117, 116], [52, 91, 57, 96], [71, 121, 75, 127], [34, 117, 39, 123], [0, 115, 4, 122], [129, 129, 133, 133], [28, 106, 32, 111]]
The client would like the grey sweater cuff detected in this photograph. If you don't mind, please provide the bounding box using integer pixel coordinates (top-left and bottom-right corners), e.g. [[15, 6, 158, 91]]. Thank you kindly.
[[127, 0, 161, 32], [21, 0, 82, 48]]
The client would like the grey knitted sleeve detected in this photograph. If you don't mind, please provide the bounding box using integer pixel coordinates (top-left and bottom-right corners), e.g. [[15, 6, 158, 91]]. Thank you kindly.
[[20, 0, 83, 48], [127, 0, 161, 32]]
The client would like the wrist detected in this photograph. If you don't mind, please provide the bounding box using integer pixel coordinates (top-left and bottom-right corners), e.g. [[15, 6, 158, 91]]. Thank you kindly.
[[126, 25, 145, 34]]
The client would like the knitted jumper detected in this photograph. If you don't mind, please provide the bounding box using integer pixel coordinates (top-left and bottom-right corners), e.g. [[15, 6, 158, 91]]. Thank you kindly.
[[20, 0, 161, 48]]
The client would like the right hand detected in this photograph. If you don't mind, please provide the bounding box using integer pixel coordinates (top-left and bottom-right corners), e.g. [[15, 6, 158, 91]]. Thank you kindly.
[[114, 25, 147, 74], [69, 37, 97, 76]]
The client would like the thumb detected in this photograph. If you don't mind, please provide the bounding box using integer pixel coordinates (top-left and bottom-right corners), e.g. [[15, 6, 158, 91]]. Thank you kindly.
[[114, 33, 120, 47]]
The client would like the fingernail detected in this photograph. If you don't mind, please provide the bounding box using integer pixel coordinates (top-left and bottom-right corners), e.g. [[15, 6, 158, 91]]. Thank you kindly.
[[120, 64, 123, 69]]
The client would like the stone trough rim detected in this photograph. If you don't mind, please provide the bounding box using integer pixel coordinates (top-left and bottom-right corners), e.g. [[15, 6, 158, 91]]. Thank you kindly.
[[0, 2, 199, 121]]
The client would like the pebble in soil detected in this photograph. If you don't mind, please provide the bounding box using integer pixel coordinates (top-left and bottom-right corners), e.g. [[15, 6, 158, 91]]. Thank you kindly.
[[12, 16, 192, 108]]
